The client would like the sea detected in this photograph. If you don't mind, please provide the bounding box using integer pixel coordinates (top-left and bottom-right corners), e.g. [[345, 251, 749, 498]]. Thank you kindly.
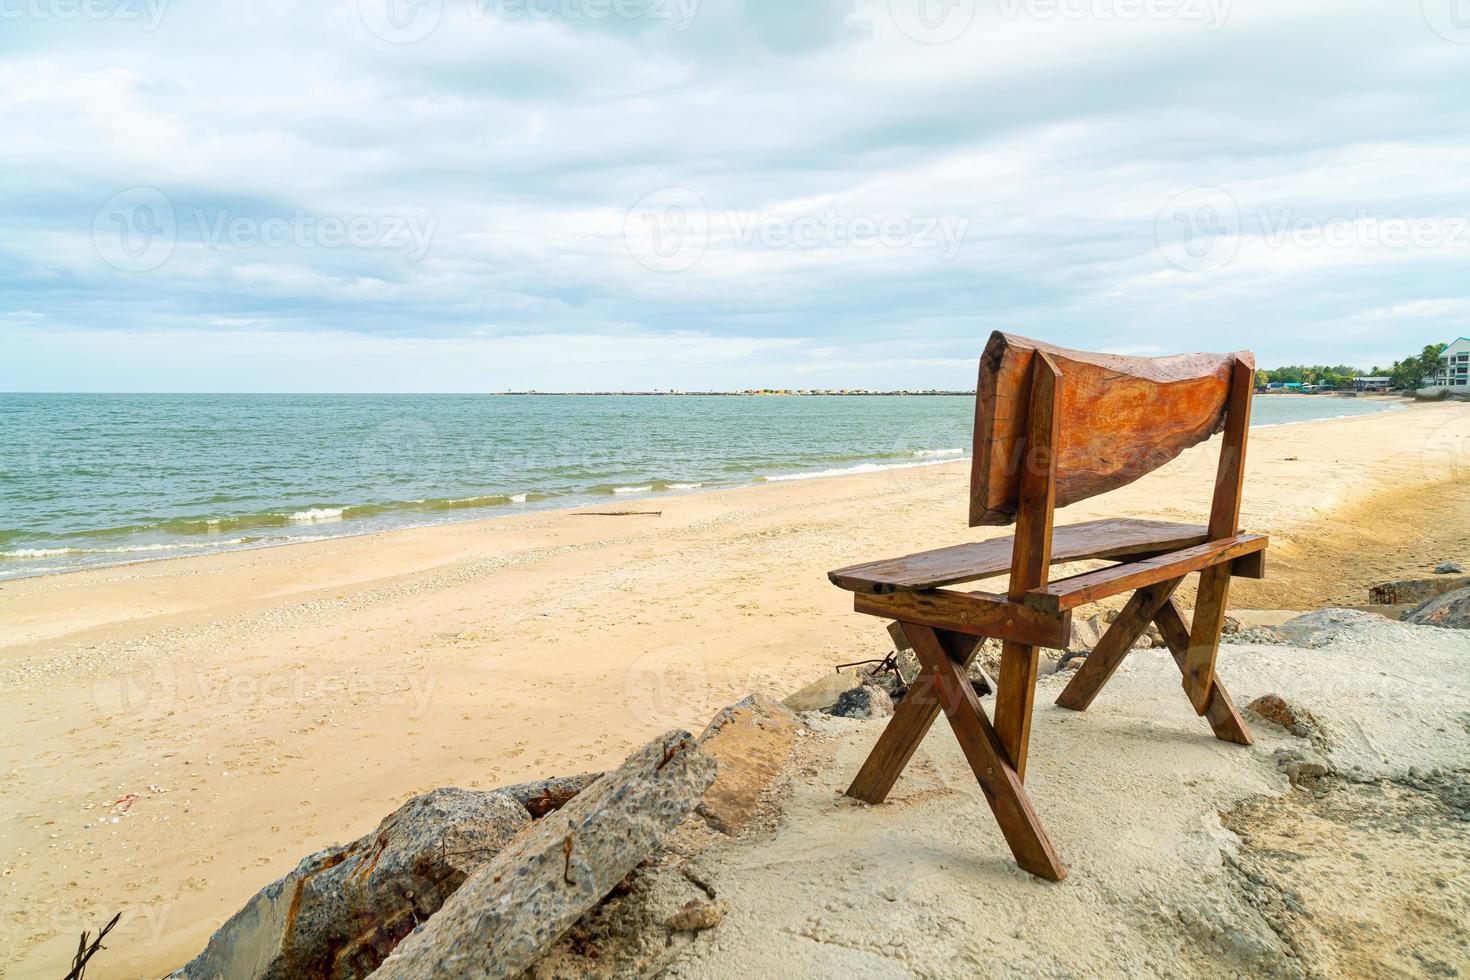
[[0, 393, 1402, 580]]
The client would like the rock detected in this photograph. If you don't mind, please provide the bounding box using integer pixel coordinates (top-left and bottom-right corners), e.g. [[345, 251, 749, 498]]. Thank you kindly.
[[1369, 576, 1470, 606], [964, 660, 994, 697], [1272, 749, 1333, 789], [1233, 625, 1286, 645], [860, 663, 907, 699], [696, 695, 801, 836], [1404, 586, 1470, 629], [1132, 633, 1154, 649], [1435, 561, 1464, 574], [782, 669, 862, 712], [1275, 609, 1383, 647], [1246, 694, 1321, 740], [828, 684, 894, 720], [375, 731, 717, 980], [1066, 614, 1107, 653], [503, 773, 603, 819], [169, 787, 532, 980], [1222, 615, 1242, 635], [893, 647, 922, 684], [666, 898, 727, 932], [1057, 652, 1087, 671], [974, 637, 1004, 679]]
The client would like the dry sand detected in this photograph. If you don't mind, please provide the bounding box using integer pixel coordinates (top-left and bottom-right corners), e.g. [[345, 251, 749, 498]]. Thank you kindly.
[[2, 401, 1468, 978]]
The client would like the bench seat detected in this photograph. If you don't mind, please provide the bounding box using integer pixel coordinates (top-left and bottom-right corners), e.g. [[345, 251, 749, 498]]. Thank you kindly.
[[828, 518, 1216, 596]]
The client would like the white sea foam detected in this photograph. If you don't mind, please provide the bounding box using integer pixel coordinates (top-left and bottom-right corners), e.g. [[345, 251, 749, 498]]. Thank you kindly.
[[2, 537, 261, 560], [909, 447, 964, 457], [287, 508, 346, 523], [760, 456, 969, 483], [509, 493, 528, 503], [613, 485, 652, 494], [665, 483, 703, 490]]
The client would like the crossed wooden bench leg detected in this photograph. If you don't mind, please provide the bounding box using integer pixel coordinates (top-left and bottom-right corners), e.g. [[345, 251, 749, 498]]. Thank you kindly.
[[1055, 581, 1252, 746], [846, 623, 1066, 882]]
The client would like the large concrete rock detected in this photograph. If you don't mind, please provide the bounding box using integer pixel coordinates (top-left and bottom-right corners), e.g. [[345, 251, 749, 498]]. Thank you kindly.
[[829, 684, 893, 719], [1404, 587, 1470, 629], [374, 731, 717, 980], [1275, 609, 1385, 647], [1369, 576, 1470, 606], [501, 773, 602, 818], [170, 788, 531, 980], [782, 669, 862, 712], [696, 694, 802, 836]]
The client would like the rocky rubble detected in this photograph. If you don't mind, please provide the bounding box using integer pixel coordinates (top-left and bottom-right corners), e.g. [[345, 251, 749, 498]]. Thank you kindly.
[[169, 787, 534, 980], [1404, 586, 1470, 629], [374, 731, 717, 979]]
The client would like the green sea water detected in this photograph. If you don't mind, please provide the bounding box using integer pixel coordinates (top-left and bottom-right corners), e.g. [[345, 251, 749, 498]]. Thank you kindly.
[[0, 393, 1401, 579]]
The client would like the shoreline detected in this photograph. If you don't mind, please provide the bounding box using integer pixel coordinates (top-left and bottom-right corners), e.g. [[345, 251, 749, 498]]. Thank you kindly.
[[0, 398, 1413, 584], [1, 401, 1467, 977]]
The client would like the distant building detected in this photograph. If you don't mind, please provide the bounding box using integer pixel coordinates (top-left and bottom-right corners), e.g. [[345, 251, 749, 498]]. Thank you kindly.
[[1424, 337, 1470, 390], [1353, 376, 1391, 392]]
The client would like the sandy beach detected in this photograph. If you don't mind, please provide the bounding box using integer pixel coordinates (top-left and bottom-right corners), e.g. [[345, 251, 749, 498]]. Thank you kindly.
[[3, 400, 1469, 978]]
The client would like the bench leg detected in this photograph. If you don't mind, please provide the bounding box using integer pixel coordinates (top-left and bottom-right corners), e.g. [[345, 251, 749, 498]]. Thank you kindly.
[[1182, 563, 1233, 713], [846, 627, 979, 804], [908, 625, 1066, 881], [1055, 578, 1183, 712], [1155, 598, 1253, 745]]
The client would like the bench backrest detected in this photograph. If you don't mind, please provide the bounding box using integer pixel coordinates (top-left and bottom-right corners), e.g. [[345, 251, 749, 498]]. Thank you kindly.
[[969, 332, 1254, 527]]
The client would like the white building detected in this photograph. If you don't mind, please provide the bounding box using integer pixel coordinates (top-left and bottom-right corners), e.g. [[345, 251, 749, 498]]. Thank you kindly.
[[1423, 337, 1470, 390]]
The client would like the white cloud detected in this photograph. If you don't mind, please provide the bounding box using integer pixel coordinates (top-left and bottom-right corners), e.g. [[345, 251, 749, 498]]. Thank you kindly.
[[1, 0, 1467, 389]]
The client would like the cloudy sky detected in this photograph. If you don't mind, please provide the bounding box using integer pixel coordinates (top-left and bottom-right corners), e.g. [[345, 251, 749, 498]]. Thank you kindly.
[[2, 0, 1468, 392]]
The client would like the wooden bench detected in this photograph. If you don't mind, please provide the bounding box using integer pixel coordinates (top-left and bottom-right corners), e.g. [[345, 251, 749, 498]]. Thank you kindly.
[[827, 332, 1267, 881]]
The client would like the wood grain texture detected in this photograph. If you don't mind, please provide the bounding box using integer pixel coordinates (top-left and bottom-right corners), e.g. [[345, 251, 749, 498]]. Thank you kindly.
[[1155, 599, 1252, 745], [970, 332, 1252, 527], [1024, 533, 1268, 613], [846, 633, 981, 804], [828, 518, 1213, 595], [1183, 358, 1256, 711], [907, 625, 1066, 881], [1054, 577, 1183, 711], [993, 353, 1061, 782], [853, 589, 1071, 648]]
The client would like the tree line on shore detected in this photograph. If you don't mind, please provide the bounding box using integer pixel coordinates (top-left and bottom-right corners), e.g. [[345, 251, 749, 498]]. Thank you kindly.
[[1258, 342, 1447, 390]]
